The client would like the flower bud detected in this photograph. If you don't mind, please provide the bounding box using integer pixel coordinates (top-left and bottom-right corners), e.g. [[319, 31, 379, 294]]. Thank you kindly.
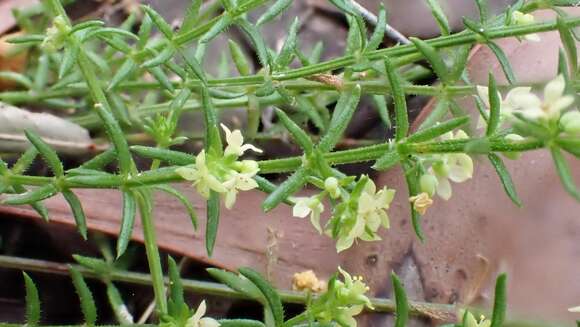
[[420, 174, 438, 197], [432, 161, 450, 177], [324, 177, 341, 199], [503, 133, 524, 160], [561, 111, 580, 135]]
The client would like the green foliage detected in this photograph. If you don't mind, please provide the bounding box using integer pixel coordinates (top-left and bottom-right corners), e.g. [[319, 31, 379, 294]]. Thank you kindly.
[[0, 0, 579, 325]]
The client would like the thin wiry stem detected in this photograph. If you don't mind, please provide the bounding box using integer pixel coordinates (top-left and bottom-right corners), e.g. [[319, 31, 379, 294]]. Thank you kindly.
[[349, 0, 411, 45]]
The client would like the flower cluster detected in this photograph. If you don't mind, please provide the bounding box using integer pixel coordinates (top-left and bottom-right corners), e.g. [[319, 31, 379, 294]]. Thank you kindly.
[[292, 176, 395, 252], [176, 125, 262, 209], [310, 267, 373, 327], [478, 75, 576, 130], [420, 130, 474, 201], [41, 15, 70, 52]]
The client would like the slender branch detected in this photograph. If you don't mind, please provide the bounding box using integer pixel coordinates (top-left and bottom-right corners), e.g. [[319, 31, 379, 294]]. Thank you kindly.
[[0, 254, 457, 320], [349, 0, 411, 45]]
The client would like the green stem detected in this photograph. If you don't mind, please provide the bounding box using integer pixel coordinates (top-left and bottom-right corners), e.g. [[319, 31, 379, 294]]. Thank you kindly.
[[0, 254, 456, 320], [135, 191, 167, 315]]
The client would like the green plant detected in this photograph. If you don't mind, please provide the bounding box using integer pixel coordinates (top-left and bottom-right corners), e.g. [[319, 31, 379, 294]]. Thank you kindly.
[[0, 0, 579, 325]]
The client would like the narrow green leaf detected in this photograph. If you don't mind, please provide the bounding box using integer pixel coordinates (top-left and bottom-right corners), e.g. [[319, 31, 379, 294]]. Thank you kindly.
[[490, 273, 507, 327], [154, 185, 198, 230], [131, 146, 195, 165], [72, 255, 109, 276], [107, 60, 136, 91], [179, 48, 208, 83], [239, 268, 284, 326], [318, 85, 361, 153], [372, 95, 391, 128], [3, 184, 58, 205], [408, 116, 469, 143], [142, 46, 175, 68], [274, 18, 300, 69], [200, 85, 223, 155], [262, 167, 308, 212], [425, 0, 450, 35], [23, 272, 41, 326], [474, 0, 489, 23], [141, 5, 174, 39], [147, 65, 176, 92], [7, 34, 45, 44], [206, 191, 220, 256], [418, 98, 450, 131], [384, 57, 409, 140], [117, 191, 136, 258], [487, 42, 517, 84], [199, 14, 233, 44], [167, 256, 185, 308], [69, 267, 97, 326], [557, 16, 578, 75], [237, 19, 271, 68], [403, 160, 424, 241], [256, 0, 292, 26], [486, 73, 501, 136], [551, 147, 580, 201], [228, 39, 252, 76], [13, 148, 38, 175], [207, 268, 262, 299], [24, 130, 63, 177], [62, 190, 88, 239], [219, 320, 265, 327], [179, 0, 202, 33], [11, 184, 49, 221], [391, 272, 409, 327], [366, 4, 386, 52], [450, 45, 471, 82], [488, 153, 522, 207], [67, 174, 122, 188], [275, 109, 314, 154], [59, 45, 79, 79], [0, 72, 33, 89], [33, 54, 49, 91], [345, 15, 364, 56], [328, 0, 356, 15], [138, 14, 153, 49], [410, 37, 449, 83], [373, 150, 400, 171]]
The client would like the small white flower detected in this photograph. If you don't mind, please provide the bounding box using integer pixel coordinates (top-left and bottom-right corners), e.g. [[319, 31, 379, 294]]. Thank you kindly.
[[510, 75, 575, 120], [222, 170, 259, 209], [512, 11, 540, 42], [185, 301, 220, 327], [476, 85, 532, 129], [569, 305, 580, 313], [292, 196, 324, 233], [428, 130, 474, 200], [221, 124, 262, 157], [176, 150, 227, 198]]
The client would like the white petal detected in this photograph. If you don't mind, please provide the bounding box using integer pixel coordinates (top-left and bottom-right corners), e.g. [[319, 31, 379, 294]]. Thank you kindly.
[[512, 92, 542, 110], [292, 199, 311, 218], [176, 166, 198, 181], [521, 107, 545, 119], [524, 33, 540, 42], [206, 174, 227, 193], [436, 176, 452, 200], [505, 87, 532, 105], [310, 209, 323, 234], [336, 235, 355, 253], [549, 95, 574, 115], [240, 144, 263, 154], [192, 301, 207, 322], [544, 75, 566, 104], [200, 317, 221, 327], [448, 154, 474, 183], [224, 189, 237, 209]]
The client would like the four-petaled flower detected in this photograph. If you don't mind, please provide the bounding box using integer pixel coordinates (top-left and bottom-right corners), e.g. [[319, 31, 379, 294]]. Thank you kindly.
[[427, 130, 474, 201], [509, 75, 574, 121], [476, 85, 532, 129], [185, 301, 220, 327], [292, 196, 325, 233], [335, 179, 395, 252], [221, 124, 262, 157], [176, 150, 226, 198]]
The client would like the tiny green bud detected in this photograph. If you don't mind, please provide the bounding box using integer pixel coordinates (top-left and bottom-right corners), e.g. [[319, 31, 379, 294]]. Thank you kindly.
[[420, 174, 438, 197], [324, 177, 340, 199], [560, 111, 580, 134], [41, 15, 70, 52], [503, 133, 525, 160]]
